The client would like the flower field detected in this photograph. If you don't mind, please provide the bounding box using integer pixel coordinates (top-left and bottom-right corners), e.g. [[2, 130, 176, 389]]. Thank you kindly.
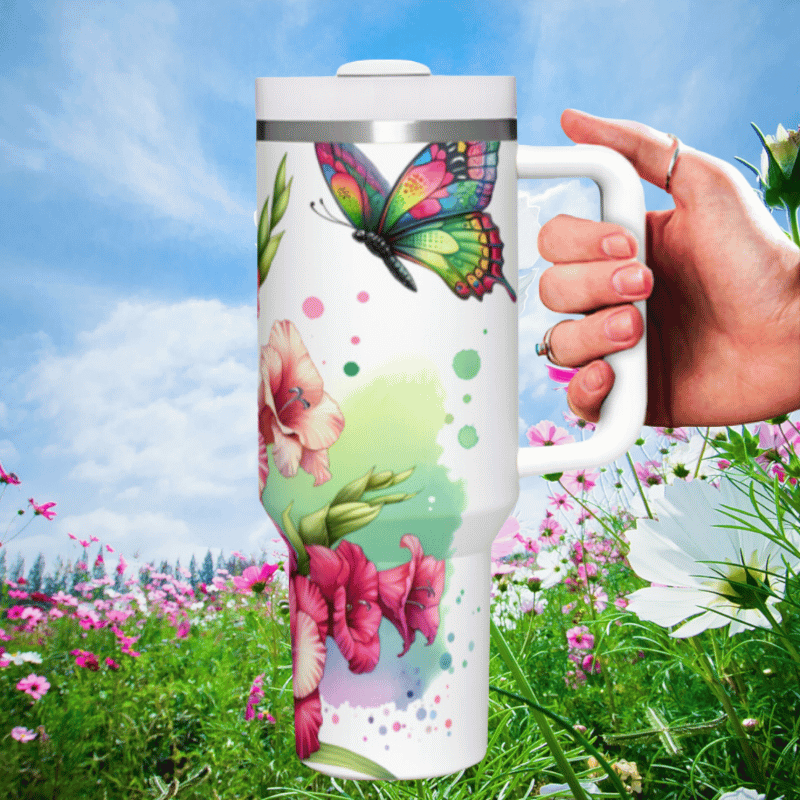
[[2, 417, 799, 799]]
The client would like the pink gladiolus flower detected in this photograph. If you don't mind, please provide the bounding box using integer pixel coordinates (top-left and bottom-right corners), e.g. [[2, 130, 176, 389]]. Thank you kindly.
[[233, 563, 279, 594], [566, 625, 594, 650], [289, 574, 328, 699], [28, 499, 56, 520], [377, 534, 446, 657], [258, 320, 345, 486], [11, 726, 37, 742], [526, 420, 575, 447], [307, 540, 381, 673], [294, 689, 323, 759], [258, 431, 269, 496], [16, 673, 50, 700], [562, 469, 598, 494]]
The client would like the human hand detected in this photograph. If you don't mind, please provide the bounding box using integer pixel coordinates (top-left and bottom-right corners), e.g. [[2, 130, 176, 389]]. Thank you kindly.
[[537, 109, 800, 427]]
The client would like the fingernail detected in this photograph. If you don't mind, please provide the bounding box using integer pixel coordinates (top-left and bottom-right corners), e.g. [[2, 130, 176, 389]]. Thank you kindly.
[[605, 310, 635, 342], [612, 265, 648, 296], [583, 363, 605, 391], [601, 233, 635, 259]]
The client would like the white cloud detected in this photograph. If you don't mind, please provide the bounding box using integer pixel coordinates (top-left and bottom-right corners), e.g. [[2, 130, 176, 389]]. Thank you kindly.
[[24, 0, 249, 238], [24, 298, 257, 501]]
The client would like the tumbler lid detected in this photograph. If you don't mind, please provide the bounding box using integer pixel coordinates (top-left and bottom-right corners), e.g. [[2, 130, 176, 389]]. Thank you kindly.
[[255, 60, 516, 124]]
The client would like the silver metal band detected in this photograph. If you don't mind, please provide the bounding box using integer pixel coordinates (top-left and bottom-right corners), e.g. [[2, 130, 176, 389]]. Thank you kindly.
[[256, 118, 517, 143]]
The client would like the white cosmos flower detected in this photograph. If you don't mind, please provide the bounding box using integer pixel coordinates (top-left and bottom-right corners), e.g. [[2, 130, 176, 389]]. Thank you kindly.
[[533, 546, 573, 589], [626, 478, 800, 638]]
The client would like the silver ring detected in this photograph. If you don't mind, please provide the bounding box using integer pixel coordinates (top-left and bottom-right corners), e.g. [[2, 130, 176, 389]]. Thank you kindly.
[[665, 134, 681, 193], [535, 323, 567, 367]]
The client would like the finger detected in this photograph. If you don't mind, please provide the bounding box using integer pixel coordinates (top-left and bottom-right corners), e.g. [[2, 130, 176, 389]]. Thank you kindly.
[[547, 305, 644, 367], [566, 361, 615, 424], [539, 259, 653, 314], [561, 109, 683, 194], [538, 214, 639, 264]]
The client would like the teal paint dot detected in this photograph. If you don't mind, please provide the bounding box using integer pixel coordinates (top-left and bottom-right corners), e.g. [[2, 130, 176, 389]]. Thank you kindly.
[[444, 413, 454, 424], [449, 667, 455, 674], [483, 329, 487, 334], [458, 425, 478, 449], [456, 596, 461, 604], [463, 394, 471, 403], [439, 652, 452, 670], [447, 632, 455, 642], [452, 349, 480, 380], [476, 606, 480, 613], [343, 361, 359, 376], [462, 660, 468, 668], [469, 641, 475, 651]]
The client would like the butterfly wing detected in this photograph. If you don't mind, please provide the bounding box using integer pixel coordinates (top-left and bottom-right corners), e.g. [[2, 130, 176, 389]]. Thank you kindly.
[[315, 143, 390, 230], [390, 211, 516, 301], [379, 141, 499, 234]]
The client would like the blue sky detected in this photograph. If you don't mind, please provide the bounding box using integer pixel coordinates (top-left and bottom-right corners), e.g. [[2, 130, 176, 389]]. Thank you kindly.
[[2, 0, 798, 574]]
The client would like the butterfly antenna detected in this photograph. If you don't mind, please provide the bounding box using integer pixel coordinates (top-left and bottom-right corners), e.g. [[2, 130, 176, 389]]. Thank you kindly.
[[310, 198, 349, 226]]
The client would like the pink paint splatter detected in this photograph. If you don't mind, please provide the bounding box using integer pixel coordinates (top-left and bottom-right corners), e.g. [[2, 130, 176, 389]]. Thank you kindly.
[[434, 695, 440, 704], [445, 719, 452, 729], [393, 721, 401, 732], [303, 296, 324, 318], [332, 714, 339, 724], [351, 336, 360, 344], [357, 291, 369, 302]]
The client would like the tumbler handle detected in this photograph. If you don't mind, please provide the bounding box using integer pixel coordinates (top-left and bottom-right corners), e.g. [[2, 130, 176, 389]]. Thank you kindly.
[[516, 144, 647, 476]]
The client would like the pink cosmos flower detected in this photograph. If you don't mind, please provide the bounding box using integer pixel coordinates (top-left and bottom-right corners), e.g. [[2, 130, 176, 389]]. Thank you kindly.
[[258, 320, 345, 486], [566, 625, 594, 650], [105, 657, 121, 671], [233, 563, 280, 594], [634, 460, 663, 486], [71, 650, 100, 670], [0, 462, 20, 485], [562, 469, 598, 494], [11, 726, 37, 742], [581, 654, 601, 674], [539, 516, 565, 545], [16, 673, 50, 700], [655, 427, 690, 442], [563, 411, 596, 431], [307, 540, 381, 673], [377, 534, 446, 657], [526, 420, 575, 447], [491, 516, 520, 563], [548, 493, 573, 512], [28, 499, 56, 520]]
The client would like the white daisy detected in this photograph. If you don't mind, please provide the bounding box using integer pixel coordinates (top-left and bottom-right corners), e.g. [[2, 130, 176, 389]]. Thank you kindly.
[[625, 478, 800, 638]]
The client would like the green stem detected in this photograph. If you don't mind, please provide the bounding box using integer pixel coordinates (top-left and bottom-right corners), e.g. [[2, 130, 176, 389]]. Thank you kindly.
[[489, 619, 591, 800], [786, 201, 800, 247], [688, 637, 763, 784], [694, 427, 710, 479], [757, 601, 800, 667], [626, 452, 654, 519]]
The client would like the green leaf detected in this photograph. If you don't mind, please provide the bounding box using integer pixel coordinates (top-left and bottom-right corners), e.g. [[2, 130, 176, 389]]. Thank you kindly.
[[258, 231, 283, 285], [281, 501, 309, 575], [271, 176, 292, 229], [542, 472, 563, 482], [257, 196, 271, 256], [332, 467, 375, 505], [302, 741, 397, 780], [298, 505, 331, 546], [274, 153, 287, 198]]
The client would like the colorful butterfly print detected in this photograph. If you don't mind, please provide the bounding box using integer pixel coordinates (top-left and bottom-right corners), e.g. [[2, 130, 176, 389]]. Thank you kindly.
[[312, 141, 516, 302]]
